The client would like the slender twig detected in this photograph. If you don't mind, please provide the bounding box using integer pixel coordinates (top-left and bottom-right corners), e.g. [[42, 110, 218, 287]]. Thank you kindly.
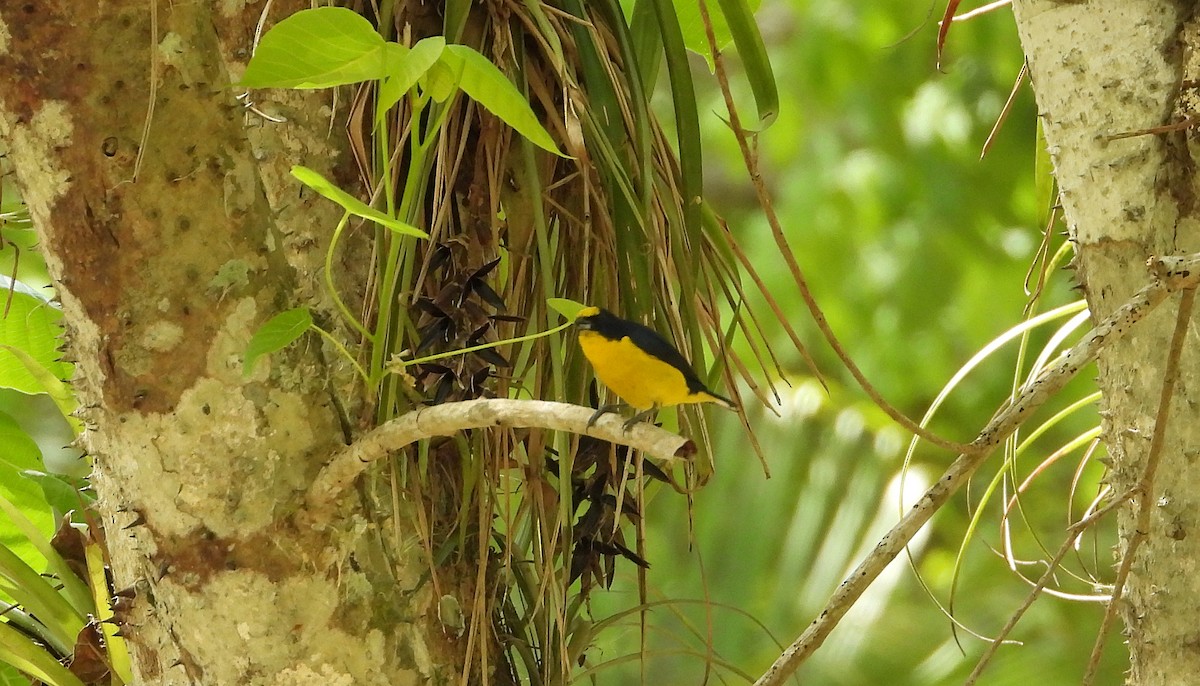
[[131, 0, 158, 182], [695, 0, 975, 456], [1103, 117, 1200, 142], [941, 0, 1013, 23], [980, 61, 1026, 160], [754, 254, 1200, 686], [965, 484, 1136, 685], [1081, 286, 1196, 685], [304, 398, 698, 521]]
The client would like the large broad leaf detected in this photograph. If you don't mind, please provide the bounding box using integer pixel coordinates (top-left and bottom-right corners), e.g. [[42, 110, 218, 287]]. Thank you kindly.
[[290, 166, 428, 237], [20, 472, 93, 518], [0, 410, 51, 571], [240, 7, 389, 88], [0, 285, 69, 396], [243, 308, 313, 376], [439, 45, 564, 156], [0, 346, 79, 433]]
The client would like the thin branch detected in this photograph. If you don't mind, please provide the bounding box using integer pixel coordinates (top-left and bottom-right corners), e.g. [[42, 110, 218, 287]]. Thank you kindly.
[[980, 61, 1026, 160], [1103, 117, 1200, 142], [304, 399, 697, 521], [754, 253, 1200, 686], [1082, 285, 1196, 685]]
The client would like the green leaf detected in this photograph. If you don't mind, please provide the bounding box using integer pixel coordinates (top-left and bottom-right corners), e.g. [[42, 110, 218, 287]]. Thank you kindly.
[[0, 542, 84, 653], [0, 410, 51, 571], [377, 37, 446, 115], [548, 298, 588, 321], [0, 288, 70, 396], [716, 0, 778, 127], [444, 0, 472, 41], [440, 45, 565, 156], [421, 59, 459, 103], [0, 346, 79, 434], [650, 0, 704, 271], [290, 166, 429, 237], [621, 0, 774, 126], [1036, 117, 1055, 230], [0, 411, 43, 475], [84, 541, 133, 684], [243, 308, 313, 376], [240, 7, 388, 89], [21, 472, 93, 516], [673, 0, 735, 68], [0, 621, 85, 686], [628, 0, 664, 94], [0, 663, 30, 686], [0, 488, 93, 619], [621, 0, 753, 69]]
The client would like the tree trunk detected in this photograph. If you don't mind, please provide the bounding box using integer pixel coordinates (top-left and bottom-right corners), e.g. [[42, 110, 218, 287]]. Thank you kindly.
[[1013, 2, 1200, 683], [0, 3, 470, 683]]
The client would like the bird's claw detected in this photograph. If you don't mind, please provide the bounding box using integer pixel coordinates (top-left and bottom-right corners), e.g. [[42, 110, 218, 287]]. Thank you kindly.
[[621, 407, 658, 432], [586, 404, 622, 429]]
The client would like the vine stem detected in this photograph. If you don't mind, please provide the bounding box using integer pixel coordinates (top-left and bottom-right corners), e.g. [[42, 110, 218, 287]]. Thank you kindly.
[[389, 320, 572, 369]]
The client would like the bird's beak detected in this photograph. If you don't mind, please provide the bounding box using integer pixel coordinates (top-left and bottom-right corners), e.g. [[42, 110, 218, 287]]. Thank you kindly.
[[575, 318, 592, 331]]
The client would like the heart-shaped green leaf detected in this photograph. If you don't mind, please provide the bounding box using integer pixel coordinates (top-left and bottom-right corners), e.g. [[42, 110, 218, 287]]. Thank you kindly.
[[240, 7, 389, 88], [243, 308, 313, 376]]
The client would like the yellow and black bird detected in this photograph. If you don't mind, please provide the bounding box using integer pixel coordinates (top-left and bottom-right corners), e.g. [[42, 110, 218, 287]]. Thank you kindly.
[[574, 306, 736, 428]]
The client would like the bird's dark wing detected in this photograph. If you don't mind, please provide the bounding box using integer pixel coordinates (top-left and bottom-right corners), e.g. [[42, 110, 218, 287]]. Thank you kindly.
[[621, 320, 710, 395]]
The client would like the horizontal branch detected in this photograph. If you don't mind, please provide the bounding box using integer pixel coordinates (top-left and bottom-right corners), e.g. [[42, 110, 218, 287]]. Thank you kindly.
[[755, 252, 1200, 686], [304, 398, 696, 521]]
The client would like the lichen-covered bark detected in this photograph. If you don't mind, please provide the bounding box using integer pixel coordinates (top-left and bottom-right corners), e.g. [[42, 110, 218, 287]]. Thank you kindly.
[[0, 2, 465, 684], [1013, 2, 1200, 683]]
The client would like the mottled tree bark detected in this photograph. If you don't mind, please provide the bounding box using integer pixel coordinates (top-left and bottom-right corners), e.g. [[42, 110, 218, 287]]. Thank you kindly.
[[1014, 2, 1200, 683], [0, 3, 469, 684]]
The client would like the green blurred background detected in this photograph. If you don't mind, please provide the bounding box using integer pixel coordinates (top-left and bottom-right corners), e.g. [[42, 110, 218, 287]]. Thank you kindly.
[[0, 1, 1122, 683], [589, 1, 1122, 684]]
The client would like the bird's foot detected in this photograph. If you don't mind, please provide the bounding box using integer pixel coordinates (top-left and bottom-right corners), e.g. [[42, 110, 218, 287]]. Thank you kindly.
[[621, 407, 658, 432], [586, 404, 624, 429]]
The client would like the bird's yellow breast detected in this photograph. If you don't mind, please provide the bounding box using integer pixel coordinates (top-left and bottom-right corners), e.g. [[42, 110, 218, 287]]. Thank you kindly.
[[578, 329, 702, 409]]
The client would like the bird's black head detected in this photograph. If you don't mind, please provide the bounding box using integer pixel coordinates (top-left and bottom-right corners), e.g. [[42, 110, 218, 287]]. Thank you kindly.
[[574, 306, 621, 336]]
